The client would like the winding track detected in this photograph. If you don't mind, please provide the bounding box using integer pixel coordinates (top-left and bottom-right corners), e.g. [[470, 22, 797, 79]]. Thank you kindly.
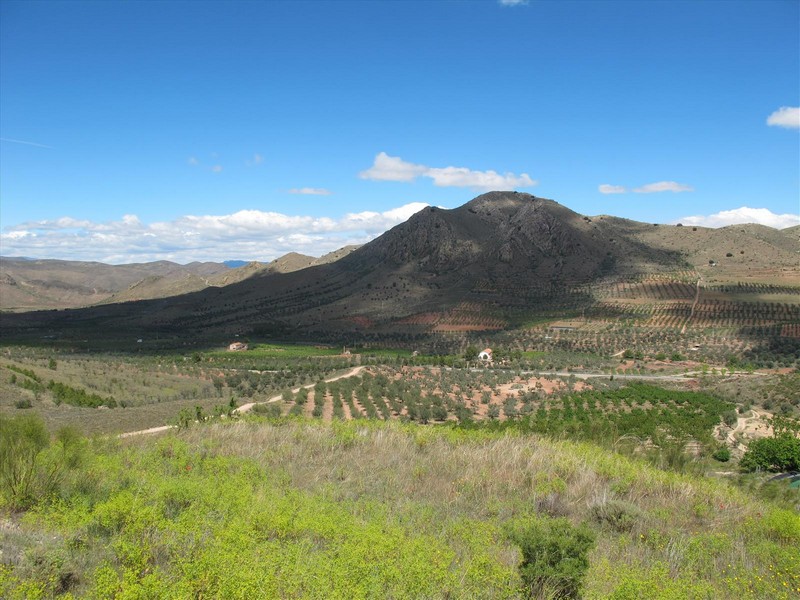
[[722, 408, 772, 451], [118, 365, 365, 439], [233, 365, 365, 414]]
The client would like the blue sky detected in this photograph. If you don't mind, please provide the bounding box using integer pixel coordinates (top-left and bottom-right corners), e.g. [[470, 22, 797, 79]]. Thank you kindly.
[[1, 0, 798, 263]]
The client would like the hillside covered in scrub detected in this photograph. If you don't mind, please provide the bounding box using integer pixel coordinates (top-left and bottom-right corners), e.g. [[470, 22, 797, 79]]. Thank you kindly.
[[1, 417, 799, 599]]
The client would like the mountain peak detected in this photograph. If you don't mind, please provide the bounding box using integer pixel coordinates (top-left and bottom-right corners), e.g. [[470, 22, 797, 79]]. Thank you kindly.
[[461, 190, 535, 211]]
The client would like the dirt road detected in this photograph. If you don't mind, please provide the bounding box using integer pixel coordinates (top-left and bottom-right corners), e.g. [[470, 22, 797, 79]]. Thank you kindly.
[[722, 408, 774, 451], [234, 366, 365, 414], [118, 365, 366, 438], [119, 424, 174, 438]]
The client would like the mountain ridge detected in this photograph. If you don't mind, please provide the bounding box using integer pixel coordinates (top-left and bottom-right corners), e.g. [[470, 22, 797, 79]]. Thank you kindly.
[[1, 192, 797, 347]]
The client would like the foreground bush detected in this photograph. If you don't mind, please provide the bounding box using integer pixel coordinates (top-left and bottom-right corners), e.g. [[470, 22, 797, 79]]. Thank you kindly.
[[0, 414, 49, 510], [508, 516, 595, 599], [0, 414, 84, 510]]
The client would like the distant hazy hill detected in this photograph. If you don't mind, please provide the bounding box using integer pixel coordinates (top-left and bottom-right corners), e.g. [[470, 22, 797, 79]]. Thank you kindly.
[[311, 245, 360, 266], [778, 224, 800, 239], [1, 192, 797, 344], [0, 259, 231, 311], [0, 246, 360, 312], [261, 246, 361, 274]]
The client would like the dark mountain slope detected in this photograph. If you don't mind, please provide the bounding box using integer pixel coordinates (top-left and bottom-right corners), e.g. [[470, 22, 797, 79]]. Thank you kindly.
[[2, 192, 797, 346]]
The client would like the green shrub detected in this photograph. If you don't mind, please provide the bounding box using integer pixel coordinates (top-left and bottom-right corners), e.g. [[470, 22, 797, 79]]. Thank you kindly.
[[0, 415, 84, 510], [712, 446, 730, 462], [762, 508, 800, 543], [46, 380, 115, 408], [508, 516, 595, 599], [0, 414, 50, 509], [589, 499, 639, 532], [252, 403, 282, 418], [739, 433, 800, 472], [722, 409, 738, 427], [176, 407, 194, 428]]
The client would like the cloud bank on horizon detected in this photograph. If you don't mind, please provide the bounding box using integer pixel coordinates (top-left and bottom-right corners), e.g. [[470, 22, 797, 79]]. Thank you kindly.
[[1, 203, 429, 264], [677, 206, 799, 230], [2, 201, 796, 265]]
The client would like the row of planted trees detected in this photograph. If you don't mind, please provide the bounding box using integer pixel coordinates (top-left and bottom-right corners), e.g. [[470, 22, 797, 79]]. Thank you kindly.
[[265, 368, 736, 455]]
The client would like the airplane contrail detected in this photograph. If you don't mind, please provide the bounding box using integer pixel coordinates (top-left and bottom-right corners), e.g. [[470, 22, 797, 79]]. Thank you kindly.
[[0, 137, 54, 149]]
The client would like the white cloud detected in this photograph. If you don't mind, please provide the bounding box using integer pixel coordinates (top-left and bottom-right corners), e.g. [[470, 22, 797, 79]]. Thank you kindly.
[[187, 157, 199, 166], [426, 166, 535, 189], [288, 187, 332, 196], [360, 152, 536, 191], [337, 203, 429, 232], [766, 106, 800, 129], [677, 206, 800, 229], [499, 0, 529, 5], [633, 181, 693, 194], [246, 153, 264, 167], [0, 203, 430, 264], [359, 152, 428, 182], [379, 202, 429, 222], [598, 184, 627, 194], [211, 165, 223, 173], [598, 181, 692, 194]]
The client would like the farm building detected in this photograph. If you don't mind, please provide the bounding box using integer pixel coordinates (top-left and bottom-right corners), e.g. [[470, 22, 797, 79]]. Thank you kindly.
[[228, 342, 248, 352], [478, 348, 493, 361]]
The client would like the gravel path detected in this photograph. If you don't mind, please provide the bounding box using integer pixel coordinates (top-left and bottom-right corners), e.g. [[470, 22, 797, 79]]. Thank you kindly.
[[234, 366, 365, 414], [118, 365, 366, 438]]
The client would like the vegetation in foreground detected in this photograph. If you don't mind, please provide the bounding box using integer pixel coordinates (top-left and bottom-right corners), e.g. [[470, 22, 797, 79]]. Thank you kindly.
[[1, 415, 799, 599]]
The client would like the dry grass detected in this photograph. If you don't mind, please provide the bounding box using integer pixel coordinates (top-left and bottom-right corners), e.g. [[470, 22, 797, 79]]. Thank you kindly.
[[3, 414, 797, 598], [147, 418, 799, 599]]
